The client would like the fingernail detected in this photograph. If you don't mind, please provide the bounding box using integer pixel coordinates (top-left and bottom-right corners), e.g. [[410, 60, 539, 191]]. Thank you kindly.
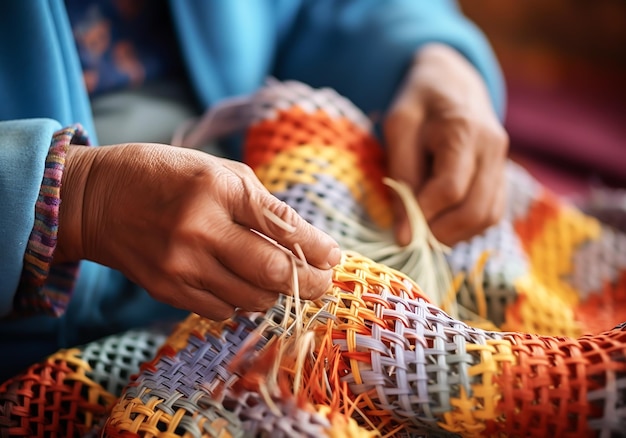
[[326, 246, 341, 268]]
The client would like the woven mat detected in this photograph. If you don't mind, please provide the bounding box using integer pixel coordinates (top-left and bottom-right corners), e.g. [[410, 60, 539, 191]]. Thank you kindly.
[[2, 80, 626, 437]]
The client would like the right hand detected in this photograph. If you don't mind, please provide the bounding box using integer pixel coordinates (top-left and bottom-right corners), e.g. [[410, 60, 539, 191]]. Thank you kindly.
[[56, 144, 340, 320]]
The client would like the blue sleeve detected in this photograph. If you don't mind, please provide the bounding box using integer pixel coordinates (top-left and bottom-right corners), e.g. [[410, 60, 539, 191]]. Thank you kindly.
[[0, 118, 62, 317], [0, 1, 97, 144], [274, 0, 505, 119]]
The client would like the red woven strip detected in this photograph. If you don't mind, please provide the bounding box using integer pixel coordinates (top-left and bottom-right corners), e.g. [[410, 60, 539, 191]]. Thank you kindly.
[[244, 107, 386, 196]]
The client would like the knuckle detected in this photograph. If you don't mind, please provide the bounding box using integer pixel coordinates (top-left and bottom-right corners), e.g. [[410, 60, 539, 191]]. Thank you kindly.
[[232, 161, 257, 179], [494, 125, 509, 145], [479, 122, 509, 155], [263, 199, 300, 236], [246, 294, 279, 312], [259, 250, 291, 290], [159, 256, 186, 280], [454, 114, 475, 132], [439, 179, 465, 205], [489, 125, 509, 151], [208, 305, 235, 321]]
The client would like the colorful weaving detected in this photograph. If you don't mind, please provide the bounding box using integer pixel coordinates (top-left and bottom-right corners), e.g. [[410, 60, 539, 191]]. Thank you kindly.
[[2, 80, 626, 437], [242, 80, 626, 337], [0, 329, 166, 437], [101, 252, 626, 437]]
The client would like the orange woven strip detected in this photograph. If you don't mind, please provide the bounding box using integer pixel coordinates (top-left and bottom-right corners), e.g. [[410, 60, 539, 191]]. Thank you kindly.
[[575, 269, 626, 335], [253, 144, 392, 227], [245, 107, 384, 174], [244, 107, 389, 219], [513, 189, 561, 249], [503, 276, 582, 336], [0, 350, 116, 438]]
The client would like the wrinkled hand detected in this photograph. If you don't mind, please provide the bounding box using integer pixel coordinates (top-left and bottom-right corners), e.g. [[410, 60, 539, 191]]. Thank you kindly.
[[384, 43, 509, 246], [57, 144, 340, 320]]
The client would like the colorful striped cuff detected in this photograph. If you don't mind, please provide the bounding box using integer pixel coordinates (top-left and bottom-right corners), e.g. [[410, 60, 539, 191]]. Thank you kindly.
[[13, 125, 90, 317]]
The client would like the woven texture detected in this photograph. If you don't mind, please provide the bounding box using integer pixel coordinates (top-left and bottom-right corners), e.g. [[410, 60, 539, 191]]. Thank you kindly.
[[242, 80, 626, 336], [102, 252, 626, 437], [0, 329, 165, 437], [4, 80, 626, 437]]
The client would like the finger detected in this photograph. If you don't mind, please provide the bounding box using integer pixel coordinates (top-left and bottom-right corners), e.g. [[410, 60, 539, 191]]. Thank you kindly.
[[488, 170, 507, 228], [154, 281, 237, 321], [218, 157, 267, 191], [210, 221, 334, 301], [428, 153, 504, 245], [195, 255, 282, 311], [131, 243, 282, 315], [384, 104, 427, 246], [229, 180, 340, 270], [416, 128, 476, 223]]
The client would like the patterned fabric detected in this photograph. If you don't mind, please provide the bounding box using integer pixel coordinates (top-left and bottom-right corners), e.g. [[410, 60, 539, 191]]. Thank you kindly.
[[13, 125, 89, 317], [65, 0, 181, 95]]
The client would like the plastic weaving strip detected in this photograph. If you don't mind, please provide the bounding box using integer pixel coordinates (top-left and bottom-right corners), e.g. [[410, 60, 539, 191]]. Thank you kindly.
[[246, 107, 391, 229], [102, 252, 626, 437], [0, 329, 165, 437], [242, 82, 454, 313]]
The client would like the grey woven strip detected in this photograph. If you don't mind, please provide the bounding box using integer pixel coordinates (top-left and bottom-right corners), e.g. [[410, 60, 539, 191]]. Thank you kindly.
[[81, 328, 167, 396]]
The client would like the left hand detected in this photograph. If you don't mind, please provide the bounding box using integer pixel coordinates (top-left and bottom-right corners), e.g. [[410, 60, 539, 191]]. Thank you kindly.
[[384, 43, 509, 246]]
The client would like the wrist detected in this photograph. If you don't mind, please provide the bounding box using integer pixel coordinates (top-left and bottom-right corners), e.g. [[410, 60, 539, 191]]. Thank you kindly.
[[412, 43, 493, 113], [56, 145, 96, 264]]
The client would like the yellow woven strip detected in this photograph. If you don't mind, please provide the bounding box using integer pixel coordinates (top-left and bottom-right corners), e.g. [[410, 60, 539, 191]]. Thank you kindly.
[[506, 275, 582, 337], [524, 205, 601, 307], [438, 337, 517, 436], [440, 386, 487, 438], [50, 349, 118, 425], [317, 405, 378, 437], [468, 251, 491, 321], [255, 145, 392, 228], [477, 338, 516, 421]]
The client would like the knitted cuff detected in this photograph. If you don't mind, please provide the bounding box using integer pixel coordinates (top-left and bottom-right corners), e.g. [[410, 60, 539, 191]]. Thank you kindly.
[[13, 125, 90, 317]]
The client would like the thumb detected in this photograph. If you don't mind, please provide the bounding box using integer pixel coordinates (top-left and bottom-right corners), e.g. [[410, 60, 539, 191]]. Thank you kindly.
[[230, 177, 340, 270], [384, 105, 427, 246], [416, 134, 475, 222]]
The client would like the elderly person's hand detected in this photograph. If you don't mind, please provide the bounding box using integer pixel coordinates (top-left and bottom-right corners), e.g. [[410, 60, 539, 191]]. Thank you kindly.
[[56, 144, 340, 320], [384, 43, 509, 246]]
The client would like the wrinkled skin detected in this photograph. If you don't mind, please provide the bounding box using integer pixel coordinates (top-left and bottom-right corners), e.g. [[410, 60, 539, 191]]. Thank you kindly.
[[57, 144, 340, 320], [385, 43, 509, 246]]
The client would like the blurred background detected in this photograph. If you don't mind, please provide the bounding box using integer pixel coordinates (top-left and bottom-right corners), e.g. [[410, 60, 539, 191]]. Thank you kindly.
[[459, 0, 626, 197]]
